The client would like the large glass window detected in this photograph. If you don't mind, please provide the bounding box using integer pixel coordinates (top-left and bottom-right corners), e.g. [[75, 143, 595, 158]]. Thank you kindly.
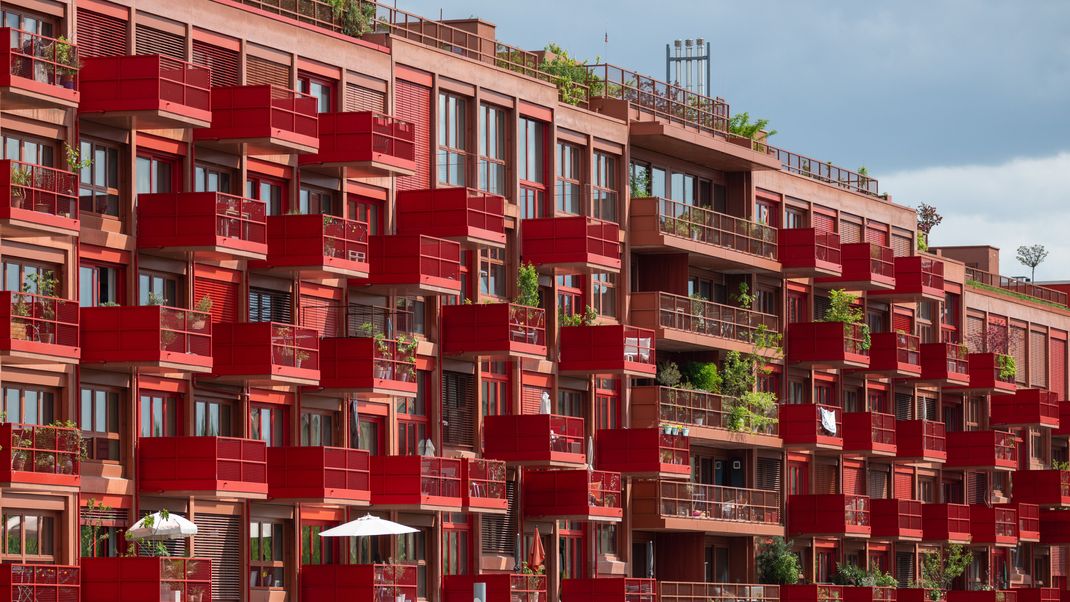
[[297, 73, 334, 113], [246, 175, 284, 216], [479, 247, 506, 298], [592, 152, 618, 222], [397, 372, 430, 455], [250, 404, 285, 447], [1, 133, 53, 165], [80, 387, 121, 461], [591, 272, 616, 317], [300, 410, 335, 446], [3, 259, 59, 295], [135, 154, 174, 195], [555, 142, 581, 215], [139, 393, 177, 438], [298, 186, 339, 216], [2, 513, 55, 561], [249, 288, 291, 323], [79, 263, 120, 307], [478, 104, 506, 195], [194, 398, 234, 437], [79, 139, 120, 217], [437, 93, 467, 186], [138, 270, 179, 307], [481, 361, 509, 416], [250, 521, 285, 589], [3, 385, 55, 425], [194, 163, 233, 193], [518, 118, 545, 185]]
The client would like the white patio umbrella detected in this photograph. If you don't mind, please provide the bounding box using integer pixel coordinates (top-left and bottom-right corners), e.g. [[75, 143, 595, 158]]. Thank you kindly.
[[126, 511, 198, 541], [318, 514, 417, 538]]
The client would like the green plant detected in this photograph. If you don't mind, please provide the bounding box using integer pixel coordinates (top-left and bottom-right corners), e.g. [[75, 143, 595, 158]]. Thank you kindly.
[[327, 0, 377, 37], [756, 537, 800, 585], [822, 289, 871, 351], [920, 544, 973, 601], [100, 301, 120, 307], [684, 362, 720, 393], [373, 332, 391, 355], [396, 333, 419, 363], [25, 271, 59, 298], [560, 305, 597, 327], [515, 263, 540, 308], [630, 169, 651, 198], [832, 563, 897, 587], [541, 43, 597, 106], [124, 509, 172, 557], [728, 112, 777, 140], [997, 353, 1016, 381], [65, 142, 92, 173], [728, 391, 778, 433], [1053, 459, 1070, 471], [81, 497, 114, 557], [146, 292, 166, 306], [1017, 244, 1049, 282], [194, 295, 213, 313], [656, 361, 682, 387], [735, 281, 755, 309]]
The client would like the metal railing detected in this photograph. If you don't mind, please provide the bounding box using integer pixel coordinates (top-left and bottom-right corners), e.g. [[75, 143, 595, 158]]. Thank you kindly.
[[269, 323, 320, 370], [159, 307, 212, 356], [659, 583, 779, 602], [652, 197, 778, 259], [507, 304, 546, 347], [214, 192, 267, 243], [3, 27, 78, 89], [418, 457, 462, 498], [651, 386, 778, 435], [4, 422, 81, 477], [584, 64, 731, 135], [4, 292, 79, 347], [657, 481, 781, 525], [965, 267, 1068, 307], [770, 146, 880, 196], [652, 291, 780, 344], [3, 160, 78, 220], [321, 215, 369, 264]]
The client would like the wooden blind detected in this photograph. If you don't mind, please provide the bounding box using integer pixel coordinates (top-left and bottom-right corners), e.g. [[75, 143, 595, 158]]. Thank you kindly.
[[891, 234, 912, 258], [1053, 547, 1066, 577], [894, 468, 914, 499], [395, 79, 432, 191], [194, 513, 242, 601], [1031, 330, 1048, 388], [193, 267, 240, 324], [135, 25, 186, 60], [192, 39, 239, 87], [919, 395, 937, 421], [480, 479, 517, 554], [840, 220, 862, 244], [756, 456, 781, 492], [246, 55, 291, 88], [895, 552, 915, 587], [966, 315, 985, 352], [77, 9, 128, 58], [442, 371, 474, 447], [345, 82, 387, 113], [1051, 338, 1067, 399], [842, 461, 865, 496]]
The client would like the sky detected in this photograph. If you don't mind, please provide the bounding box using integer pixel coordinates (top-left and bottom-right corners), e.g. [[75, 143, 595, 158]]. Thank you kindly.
[[400, 0, 1070, 278]]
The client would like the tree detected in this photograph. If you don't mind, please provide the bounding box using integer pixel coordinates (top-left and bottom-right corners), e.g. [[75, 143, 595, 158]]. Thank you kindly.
[[916, 203, 942, 250], [1017, 244, 1049, 282], [756, 537, 800, 585], [920, 544, 973, 601]]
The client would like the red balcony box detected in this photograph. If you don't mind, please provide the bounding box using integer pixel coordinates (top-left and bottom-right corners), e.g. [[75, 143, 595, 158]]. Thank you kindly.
[[630, 386, 782, 448], [0, 564, 79, 602], [194, 84, 319, 154], [869, 256, 945, 302], [778, 228, 842, 277], [444, 573, 547, 602], [970, 504, 1018, 546], [787, 494, 870, 537], [523, 469, 623, 522], [631, 480, 783, 535], [947, 592, 1018, 602], [0, 423, 80, 488], [844, 588, 896, 602], [1040, 508, 1070, 544], [1058, 402, 1070, 436], [779, 403, 843, 450], [301, 564, 417, 602], [951, 353, 1017, 393], [917, 343, 971, 386], [895, 420, 947, 463], [1, 160, 79, 236], [462, 458, 508, 514], [396, 187, 506, 247], [657, 582, 782, 602], [79, 54, 211, 129], [267, 445, 370, 505], [0, 28, 79, 109], [1012, 470, 1070, 507], [82, 557, 209, 602], [80, 305, 212, 373], [0, 292, 79, 364], [843, 411, 897, 456], [898, 590, 936, 602], [139, 435, 267, 498], [1013, 590, 1058, 602], [299, 111, 417, 177], [482, 414, 585, 468], [319, 335, 418, 397], [560, 578, 656, 602], [137, 192, 268, 260], [816, 243, 895, 290], [787, 322, 870, 369], [630, 291, 779, 355], [351, 234, 462, 296], [991, 389, 1060, 429], [212, 322, 320, 386], [781, 585, 847, 602], [864, 332, 921, 378], [595, 428, 690, 479], [370, 455, 463, 511], [870, 498, 923, 540], [521, 216, 621, 272], [922, 503, 971, 543], [253, 214, 370, 278], [441, 303, 546, 359], [946, 430, 1018, 470], [1001, 501, 1040, 541], [559, 325, 657, 377]]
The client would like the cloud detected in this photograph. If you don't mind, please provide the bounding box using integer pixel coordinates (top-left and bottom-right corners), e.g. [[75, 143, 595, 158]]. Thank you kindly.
[[881, 152, 1070, 279]]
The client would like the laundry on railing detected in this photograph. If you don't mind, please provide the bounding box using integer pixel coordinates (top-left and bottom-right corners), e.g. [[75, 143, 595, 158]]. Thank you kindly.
[[819, 407, 838, 436]]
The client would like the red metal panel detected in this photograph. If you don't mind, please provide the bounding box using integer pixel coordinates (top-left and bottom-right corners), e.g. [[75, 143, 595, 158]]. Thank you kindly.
[[815, 242, 895, 290], [79, 55, 213, 126], [0, 291, 81, 360], [787, 493, 870, 537], [787, 322, 870, 369], [301, 564, 417, 602], [212, 322, 320, 385], [461, 457, 508, 513], [267, 445, 371, 504], [138, 192, 269, 258], [560, 578, 655, 602], [252, 213, 370, 278], [521, 216, 621, 271], [354, 234, 462, 295], [1013, 470, 1070, 506], [320, 336, 418, 396], [778, 228, 842, 276], [523, 469, 623, 521], [843, 412, 897, 456], [970, 504, 1018, 545], [396, 187, 506, 246], [866, 332, 921, 377], [138, 436, 268, 496], [483, 414, 585, 466], [895, 420, 947, 463], [83, 556, 209, 601], [76, 8, 128, 58], [299, 111, 416, 176], [80, 305, 212, 371], [946, 429, 1018, 469], [779, 403, 843, 449], [370, 456, 463, 510], [991, 389, 1059, 428], [0, 160, 79, 233], [441, 303, 547, 359], [559, 324, 656, 376], [395, 78, 432, 191], [870, 498, 922, 539], [444, 573, 546, 602], [194, 85, 319, 154], [595, 428, 689, 478], [193, 266, 240, 324], [922, 503, 971, 543]]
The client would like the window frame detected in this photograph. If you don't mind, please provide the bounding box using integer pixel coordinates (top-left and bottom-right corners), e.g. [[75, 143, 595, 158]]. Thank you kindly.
[[477, 104, 507, 195], [437, 92, 468, 186], [555, 142, 582, 215], [79, 385, 122, 463], [78, 138, 121, 217]]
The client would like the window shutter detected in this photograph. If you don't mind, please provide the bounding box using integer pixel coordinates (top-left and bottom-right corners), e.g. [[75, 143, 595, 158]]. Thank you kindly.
[[865, 223, 889, 246], [967, 472, 988, 504], [891, 234, 911, 258], [894, 468, 914, 499], [966, 315, 985, 352], [481, 479, 517, 554], [1011, 325, 1027, 384], [395, 79, 432, 191], [894, 392, 913, 421], [812, 211, 836, 233], [82, 505, 129, 527], [77, 9, 128, 58], [193, 267, 240, 324], [298, 287, 343, 336], [840, 220, 862, 244], [246, 55, 291, 88], [1031, 330, 1048, 388], [814, 461, 837, 495], [757, 456, 782, 492], [893, 311, 914, 336], [843, 461, 865, 495], [345, 83, 387, 113], [1053, 547, 1066, 577], [193, 513, 241, 601], [192, 40, 239, 87], [867, 465, 890, 499], [895, 552, 915, 587], [249, 288, 292, 324], [521, 385, 544, 415], [135, 25, 186, 60], [1051, 338, 1067, 399], [442, 371, 474, 447], [814, 296, 831, 322], [919, 395, 937, 421]]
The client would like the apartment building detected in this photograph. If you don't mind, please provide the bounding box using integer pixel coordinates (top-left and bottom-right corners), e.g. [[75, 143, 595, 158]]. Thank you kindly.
[[1, 0, 1069, 601]]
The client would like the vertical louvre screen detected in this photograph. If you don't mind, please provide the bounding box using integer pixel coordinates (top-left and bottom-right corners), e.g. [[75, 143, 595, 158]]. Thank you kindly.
[[481, 479, 517, 554], [443, 371, 474, 447], [1031, 331, 1049, 388], [757, 456, 782, 492], [894, 468, 914, 499], [894, 392, 913, 421], [1051, 338, 1067, 399], [193, 40, 239, 87], [1011, 326, 1027, 384], [193, 274, 240, 324], [867, 466, 890, 499], [967, 472, 988, 504], [521, 385, 543, 415], [395, 79, 432, 191], [246, 55, 291, 88], [843, 462, 865, 496], [840, 221, 862, 244], [77, 9, 128, 58], [194, 514, 241, 601], [812, 211, 836, 233], [346, 83, 387, 113], [135, 25, 186, 59], [891, 234, 912, 257]]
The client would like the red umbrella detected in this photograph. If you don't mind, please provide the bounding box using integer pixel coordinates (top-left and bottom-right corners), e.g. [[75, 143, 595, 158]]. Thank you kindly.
[[528, 526, 545, 572]]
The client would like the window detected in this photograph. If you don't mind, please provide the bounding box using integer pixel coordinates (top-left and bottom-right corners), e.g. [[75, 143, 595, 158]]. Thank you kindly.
[[785, 207, 807, 229], [298, 185, 339, 215], [630, 162, 651, 197], [79, 263, 121, 307], [596, 524, 617, 557], [479, 247, 506, 298], [3, 259, 59, 295], [301, 523, 337, 564], [3, 385, 55, 425], [194, 163, 233, 193], [397, 372, 430, 455], [481, 361, 509, 416], [688, 276, 714, 301], [139, 393, 178, 437], [1, 513, 55, 561], [78, 139, 120, 216], [249, 521, 285, 589], [249, 287, 292, 323], [297, 73, 334, 113], [557, 275, 583, 317], [591, 152, 618, 222], [438, 93, 467, 186], [194, 398, 234, 437], [250, 404, 285, 447], [556, 142, 581, 214], [135, 154, 174, 194], [2, 133, 53, 165], [396, 297, 425, 336], [301, 410, 335, 446], [756, 287, 778, 316], [594, 378, 620, 429], [478, 104, 506, 195], [519, 118, 546, 218], [591, 272, 616, 317], [353, 414, 383, 455], [558, 522, 586, 579], [442, 513, 470, 576], [755, 199, 779, 227], [557, 389, 583, 418], [1, 8, 55, 38], [397, 528, 429, 598], [246, 174, 285, 216], [80, 387, 121, 461], [349, 195, 384, 235], [670, 172, 695, 204], [138, 270, 179, 306]]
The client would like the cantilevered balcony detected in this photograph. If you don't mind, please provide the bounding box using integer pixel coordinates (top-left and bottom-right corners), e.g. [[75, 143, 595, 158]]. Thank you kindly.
[[299, 111, 416, 177], [352, 234, 461, 296], [0, 292, 79, 364], [922, 503, 971, 543], [629, 197, 779, 272], [301, 564, 417, 602], [782, 585, 896, 602], [444, 574, 546, 602], [521, 216, 620, 272], [83, 557, 208, 602], [631, 480, 782, 535], [267, 446, 370, 505], [558, 324, 656, 377], [946, 592, 1018, 602], [1005, 502, 1039, 541], [895, 420, 947, 463], [779, 403, 843, 450], [138, 436, 268, 498], [523, 469, 623, 522], [370, 456, 462, 511], [778, 228, 842, 277], [319, 335, 418, 397], [79, 54, 211, 129], [1, 160, 79, 236], [0, 28, 79, 109], [787, 494, 870, 537], [863, 332, 921, 378], [949, 352, 1016, 393], [630, 386, 781, 448], [561, 577, 657, 602], [630, 291, 779, 354], [816, 243, 895, 290], [842, 411, 896, 456], [870, 499, 922, 540], [253, 214, 370, 278], [787, 322, 869, 369], [991, 388, 1059, 428], [946, 430, 1018, 470], [0, 564, 80, 602], [1012, 470, 1070, 507], [482, 414, 585, 468], [211, 322, 319, 386], [657, 582, 780, 602], [869, 256, 945, 302], [194, 85, 319, 154], [396, 187, 506, 247], [595, 428, 690, 479], [80, 305, 212, 373], [137, 192, 268, 260], [462, 458, 507, 514], [970, 504, 1017, 546], [0, 422, 81, 488], [1009, 590, 1056, 602], [441, 303, 546, 359], [917, 342, 971, 386]]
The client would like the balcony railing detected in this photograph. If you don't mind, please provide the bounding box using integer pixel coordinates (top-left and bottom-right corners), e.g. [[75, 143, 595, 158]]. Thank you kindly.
[[633, 386, 779, 436], [1, 291, 79, 350], [558, 324, 656, 376], [2, 160, 78, 226], [444, 573, 547, 602], [267, 445, 371, 503], [441, 302, 547, 358], [0, 564, 80, 601], [946, 429, 1018, 469], [396, 187, 506, 246], [1011, 470, 1070, 506], [788, 494, 870, 536], [302, 564, 418, 602], [991, 388, 1060, 428], [787, 322, 870, 367], [2, 28, 79, 93], [843, 411, 896, 454], [463, 457, 507, 512], [779, 403, 843, 448], [80, 54, 212, 123], [966, 267, 1068, 307], [561, 578, 657, 602], [868, 332, 921, 376], [1010, 502, 1040, 540], [371, 456, 463, 508], [138, 436, 268, 496], [584, 64, 731, 134], [870, 498, 923, 539], [521, 216, 621, 270], [659, 582, 779, 602], [483, 414, 585, 466], [896, 419, 947, 462], [656, 481, 780, 525], [197, 84, 319, 149], [524, 469, 623, 520], [0, 422, 81, 485], [919, 342, 970, 384], [778, 228, 842, 275], [636, 291, 779, 345], [922, 503, 971, 542], [970, 505, 1017, 543], [770, 146, 880, 196], [650, 197, 777, 259], [818, 243, 895, 289], [137, 192, 268, 256]]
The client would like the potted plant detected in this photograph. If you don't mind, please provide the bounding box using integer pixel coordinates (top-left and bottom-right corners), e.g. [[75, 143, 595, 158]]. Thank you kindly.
[[9, 166, 32, 209], [11, 434, 33, 471], [54, 37, 77, 89], [295, 349, 311, 369], [10, 294, 30, 340], [191, 295, 212, 330]]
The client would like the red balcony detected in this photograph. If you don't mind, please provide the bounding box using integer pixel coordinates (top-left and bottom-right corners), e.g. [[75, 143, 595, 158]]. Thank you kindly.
[[895, 420, 947, 463], [1058, 402, 1070, 436], [971, 504, 1018, 546], [137, 192, 268, 260], [1040, 508, 1070, 543], [783, 585, 896, 602], [870, 498, 923, 540], [0, 28, 79, 109], [319, 335, 419, 397], [951, 353, 1017, 393], [779, 403, 843, 450], [441, 303, 547, 359], [353, 234, 461, 296], [1012, 590, 1057, 602], [79, 54, 211, 129], [992, 388, 1060, 428], [444, 573, 546, 602], [658, 582, 781, 602], [561, 578, 656, 602], [918, 343, 971, 386], [842, 411, 897, 456], [523, 469, 623, 522], [482, 414, 585, 468], [865, 332, 921, 378], [787, 494, 870, 537], [82, 557, 209, 602], [816, 242, 895, 290], [778, 228, 842, 277], [462, 458, 508, 514], [946, 430, 1018, 470], [630, 291, 779, 354], [0, 564, 79, 602], [370, 455, 463, 511], [299, 111, 416, 177], [396, 187, 506, 247], [1002, 502, 1040, 541], [922, 503, 971, 543], [301, 564, 417, 602], [267, 445, 370, 505], [787, 321, 869, 369], [254, 214, 370, 278], [138, 435, 268, 498], [595, 428, 689, 479], [559, 325, 656, 377], [1, 160, 78, 236], [0, 292, 79, 364], [80, 305, 212, 373], [631, 480, 783, 535], [521, 216, 621, 272], [0, 423, 80, 488], [211, 322, 320, 386], [194, 85, 319, 154], [630, 386, 781, 447], [869, 256, 945, 302], [946, 592, 1017, 602], [1012, 470, 1070, 507]]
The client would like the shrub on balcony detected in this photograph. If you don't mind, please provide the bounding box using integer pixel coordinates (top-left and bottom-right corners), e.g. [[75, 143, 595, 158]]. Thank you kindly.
[[515, 263, 540, 308], [656, 361, 682, 387], [683, 362, 720, 392], [822, 288, 871, 351], [920, 544, 972, 601], [757, 537, 800, 585], [832, 563, 897, 587], [326, 0, 377, 37], [559, 305, 596, 327], [541, 43, 597, 106], [997, 353, 1016, 381]]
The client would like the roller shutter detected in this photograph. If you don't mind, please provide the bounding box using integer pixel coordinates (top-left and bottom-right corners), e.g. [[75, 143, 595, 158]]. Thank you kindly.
[[442, 371, 474, 447], [867, 465, 890, 499], [395, 79, 432, 191], [135, 25, 186, 60], [521, 385, 545, 415], [896, 552, 915, 587], [893, 311, 914, 336], [840, 220, 862, 244], [1011, 325, 1027, 384], [891, 234, 912, 257], [967, 472, 988, 504], [1054, 547, 1066, 577], [192, 39, 239, 87], [1051, 337, 1067, 399], [193, 266, 240, 324], [966, 315, 985, 352], [812, 211, 836, 233], [194, 513, 241, 601], [894, 468, 914, 499], [814, 460, 837, 495], [757, 456, 782, 492], [246, 55, 291, 88], [865, 222, 889, 247], [843, 460, 865, 496], [345, 82, 387, 113], [77, 9, 128, 58], [894, 392, 913, 421], [1031, 330, 1048, 388], [481, 479, 517, 554], [298, 285, 343, 336]]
